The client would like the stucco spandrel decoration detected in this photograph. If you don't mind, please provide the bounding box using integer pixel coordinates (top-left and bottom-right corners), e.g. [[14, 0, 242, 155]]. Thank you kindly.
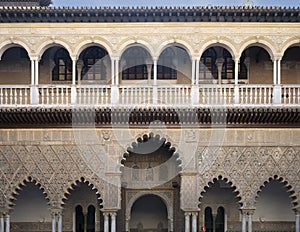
[[197, 146, 300, 208]]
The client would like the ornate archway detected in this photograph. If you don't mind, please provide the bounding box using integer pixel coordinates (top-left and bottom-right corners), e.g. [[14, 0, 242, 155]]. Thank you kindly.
[[126, 192, 172, 232]]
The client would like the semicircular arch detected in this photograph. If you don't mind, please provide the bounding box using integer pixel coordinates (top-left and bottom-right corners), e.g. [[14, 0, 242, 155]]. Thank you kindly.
[[0, 40, 32, 59], [36, 39, 73, 59], [198, 37, 237, 59], [117, 38, 155, 59], [74, 39, 113, 59], [156, 40, 194, 60], [238, 37, 276, 59], [280, 37, 300, 58], [126, 191, 173, 222]]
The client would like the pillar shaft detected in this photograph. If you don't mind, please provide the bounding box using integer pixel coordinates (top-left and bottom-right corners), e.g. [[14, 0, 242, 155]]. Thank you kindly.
[[192, 213, 198, 232], [242, 213, 246, 232], [248, 213, 252, 232], [0, 215, 4, 232], [153, 59, 157, 86], [72, 59, 76, 85], [185, 213, 190, 232], [115, 59, 119, 86], [296, 213, 300, 232], [57, 214, 62, 232], [234, 58, 239, 85], [273, 59, 277, 85], [51, 214, 56, 232], [5, 215, 9, 232], [111, 212, 117, 232], [103, 213, 109, 232]]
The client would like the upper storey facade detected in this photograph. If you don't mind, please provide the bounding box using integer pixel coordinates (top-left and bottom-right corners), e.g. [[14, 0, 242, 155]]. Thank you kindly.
[[0, 6, 299, 110]]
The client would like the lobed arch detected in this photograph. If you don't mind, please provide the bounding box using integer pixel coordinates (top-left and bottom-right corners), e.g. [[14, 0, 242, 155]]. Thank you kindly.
[[120, 132, 182, 172], [255, 175, 298, 208], [238, 37, 276, 60], [0, 40, 32, 60], [74, 39, 113, 60], [61, 177, 104, 209], [156, 40, 194, 61], [7, 176, 51, 210], [279, 37, 300, 58], [117, 38, 155, 60], [36, 39, 73, 60], [198, 175, 243, 208], [198, 37, 238, 59]]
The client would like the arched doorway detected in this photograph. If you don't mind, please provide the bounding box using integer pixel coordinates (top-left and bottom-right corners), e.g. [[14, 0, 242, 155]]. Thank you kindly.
[[119, 133, 183, 232], [130, 194, 168, 232]]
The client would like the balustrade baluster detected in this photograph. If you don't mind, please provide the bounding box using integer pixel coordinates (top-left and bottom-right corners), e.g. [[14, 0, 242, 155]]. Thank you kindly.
[[24, 88, 28, 105], [292, 88, 296, 104]]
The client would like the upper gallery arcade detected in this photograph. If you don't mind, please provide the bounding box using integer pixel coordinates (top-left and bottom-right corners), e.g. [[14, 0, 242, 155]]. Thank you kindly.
[[0, 5, 299, 107]]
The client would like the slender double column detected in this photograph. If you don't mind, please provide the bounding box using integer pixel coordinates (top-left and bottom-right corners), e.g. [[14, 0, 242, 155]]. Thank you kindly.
[[272, 57, 283, 104], [30, 57, 40, 105], [51, 211, 62, 232], [185, 211, 198, 232], [241, 209, 254, 232], [0, 213, 10, 232], [103, 211, 117, 232]]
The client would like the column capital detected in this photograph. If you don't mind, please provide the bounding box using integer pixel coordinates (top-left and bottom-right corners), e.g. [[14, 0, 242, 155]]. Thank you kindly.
[[50, 208, 63, 216], [30, 56, 40, 61], [293, 207, 300, 215], [240, 208, 255, 215], [184, 212, 192, 217]]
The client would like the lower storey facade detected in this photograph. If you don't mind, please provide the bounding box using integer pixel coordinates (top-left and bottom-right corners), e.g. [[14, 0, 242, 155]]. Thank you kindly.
[[0, 127, 299, 232]]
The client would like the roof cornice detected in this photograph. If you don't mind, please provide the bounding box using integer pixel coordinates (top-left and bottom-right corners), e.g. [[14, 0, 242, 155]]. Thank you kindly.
[[0, 6, 299, 23]]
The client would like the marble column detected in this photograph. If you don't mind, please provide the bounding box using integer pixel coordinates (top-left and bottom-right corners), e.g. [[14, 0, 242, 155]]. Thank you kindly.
[[185, 212, 191, 232], [191, 59, 195, 85], [296, 211, 300, 232], [72, 59, 77, 85], [111, 58, 115, 85], [273, 59, 277, 85], [195, 59, 200, 85], [234, 58, 239, 85], [110, 212, 117, 232], [248, 212, 253, 232], [103, 213, 109, 232], [277, 59, 281, 85], [0, 214, 4, 232], [57, 214, 62, 232], [115, 59, 119, 86], [34, 59, 39, 85], [51, 214, 56, 232], [5, 215, 9, 232], [192, 212, 198, 232], [241, 211, 247, 232], [153, 59, 157, 86]]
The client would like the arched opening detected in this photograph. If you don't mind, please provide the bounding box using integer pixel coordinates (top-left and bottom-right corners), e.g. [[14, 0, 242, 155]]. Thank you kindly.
[[63, 181, 103, 232], [40, 46, 72, 84], [204, 207, 213, 232], [87, 205, 96, 232], [281, 45, 300, 84], [78, 46, 110, 83], [253, 179, 295, 229], [10, 182, 50, 229], [75, 205, 84, 232], [119, 133, 183, 231], [130, 194, 168, 232], [240, 46, 273, 84], [215, 207, 225, 232], [121, 46, 152, 82], [199, 46, 234, 84], [0, 46, 31, 84], [156, 45, 192, 84], [200, 178, 240, 232]]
